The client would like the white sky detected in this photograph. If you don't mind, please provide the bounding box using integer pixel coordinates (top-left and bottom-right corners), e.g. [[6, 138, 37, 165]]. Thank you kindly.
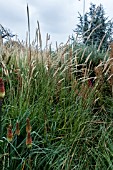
[[0, 0, 112, 48]]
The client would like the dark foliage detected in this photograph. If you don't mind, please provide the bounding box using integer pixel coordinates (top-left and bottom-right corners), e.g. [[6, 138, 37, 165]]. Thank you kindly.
[[74, 3, 113, 51]]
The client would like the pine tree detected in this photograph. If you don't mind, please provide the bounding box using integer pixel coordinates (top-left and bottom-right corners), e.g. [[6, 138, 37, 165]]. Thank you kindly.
[[74, 3, 113, 51]]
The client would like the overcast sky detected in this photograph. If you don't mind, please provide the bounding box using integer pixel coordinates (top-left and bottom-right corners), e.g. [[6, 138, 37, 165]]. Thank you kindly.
[[0, 0, 113, 48]]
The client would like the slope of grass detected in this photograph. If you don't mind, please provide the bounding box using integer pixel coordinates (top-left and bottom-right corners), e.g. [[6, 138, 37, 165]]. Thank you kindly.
[[0, 38, 113, 169]]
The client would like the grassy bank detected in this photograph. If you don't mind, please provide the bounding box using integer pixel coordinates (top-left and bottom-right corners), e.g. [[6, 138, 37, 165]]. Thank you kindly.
[[0, 36, 113, 169]]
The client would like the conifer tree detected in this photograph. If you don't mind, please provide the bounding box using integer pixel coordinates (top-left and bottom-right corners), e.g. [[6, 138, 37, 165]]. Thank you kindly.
[[75, 3, 113, 50]]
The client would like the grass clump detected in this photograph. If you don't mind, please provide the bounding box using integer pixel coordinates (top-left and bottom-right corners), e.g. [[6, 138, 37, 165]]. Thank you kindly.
[[0, 26, 113, 169]]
